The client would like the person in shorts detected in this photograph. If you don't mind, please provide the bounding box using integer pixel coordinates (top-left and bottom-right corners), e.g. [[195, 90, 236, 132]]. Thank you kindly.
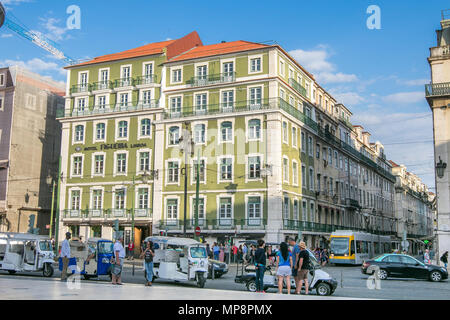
[[275, 242, 293, 294], [295, 241, 310, 295], [289, 238, 300, 287]]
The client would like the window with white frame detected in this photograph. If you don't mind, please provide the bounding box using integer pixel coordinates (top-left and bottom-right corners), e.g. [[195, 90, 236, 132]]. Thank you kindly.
[[96, 123, 105, 140], [72, 156, 82, 176], [94, 154, 104, 175], [74, 125, 84, 142], [248, 156, 261, 179], [196, 65, 207, 80], [309, 168, 314, 191], [194, 198, 205, 219], [292, 127, 297, 147], [77, 98, 86, 112], [289, 96, 295, 107], [283, 158, 289, 182], [293, 161, 298, 185], [302, 165, 306, 188], [302, 201, 307, 221], [301, 132, 305, 152], [172, 69, 182, 83], [167, 199, 178, 219], [140, 118, 151, 137], [293, 199, 299, 220], [308, 136, 313, 156], [250, 57, 261, 72], [248, 119, 261, 140], [121, 66, 131, 83], [219, 197, 232, 220], [116, 153, 127, 174], [283, 197, 289, 219], [248, 197, 261, 219], [142, 90, 152, 105], [168, 161, 179, 183], [279, 60, 285, 76], [115, 189, 125, 209], [71, 190, 81, 210], [138, 188, 149, 209], [316, 143, 321, 159], [310, 202, 315, 222], [99, 69, 109, 87], [79, 72, 88, 88], [144, 63, 153, 77], [118, 121, 128, 138], [193, 159, 205, 182], [221, 121, 232, 142], [195, 93, 207, 113], [92, 190, 102, 210], [220, 158, 232, 181], [98, 96, 106, 109], [282, 121, 288, 143], [139, 151, 150, 172], [168, 126, 180, 145], [194, 124, 205, 144], [222, 90, 234, 109], [119, 93, 129, 107], [279, 89, 286, 101], [249, 87, 262, 106], [223, 62, 234, 77]]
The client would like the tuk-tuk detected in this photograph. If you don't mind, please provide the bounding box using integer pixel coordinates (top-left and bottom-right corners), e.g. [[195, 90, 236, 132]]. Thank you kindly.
[[58, 237, 114, 280], [0, 232, 55, 277], [143, 236, 209, 288]]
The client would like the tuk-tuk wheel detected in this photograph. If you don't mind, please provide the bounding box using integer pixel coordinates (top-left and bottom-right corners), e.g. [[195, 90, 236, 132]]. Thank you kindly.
[[196, 273, 206, 288], [246, 280, 257, 292], [43, 263, 54, 277], [7, 270, 16, 275], [316, 282, 331, 296]]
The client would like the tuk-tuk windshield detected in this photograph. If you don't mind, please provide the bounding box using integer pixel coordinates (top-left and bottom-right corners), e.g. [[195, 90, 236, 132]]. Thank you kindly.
[[39, 240, 52, 252], [98, 241, 113, 254], [190, 246, 207, 258]]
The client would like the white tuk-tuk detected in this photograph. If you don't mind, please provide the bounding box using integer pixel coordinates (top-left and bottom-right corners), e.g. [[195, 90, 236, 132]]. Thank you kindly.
[[0, 232, 55, 277], [143, 236, 209, 288]]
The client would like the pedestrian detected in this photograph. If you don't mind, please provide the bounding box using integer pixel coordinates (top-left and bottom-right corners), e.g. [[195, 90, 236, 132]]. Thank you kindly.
[[242, 243, 248, 262], [60, 232, 71, 282], [288, 237, 300, 291], [232, 244, 238, 263], [213, 242, 220, 260], [140, 241, 155, 286], [206, 243, 211, 259], [255, 239, 266, 293], [238, 245, 243, 262], [314, 247, 320, 261], [321, 248, 329, 267], [295, 241, 310, 295], [423, 249, 431, 264], [275, 242, 293, 294], [127, 241, 134, 260], [440, 251, 448, 269], [112, 234, 126, 285], [224, 242, 230, 264], [219, 243, 225, 262]]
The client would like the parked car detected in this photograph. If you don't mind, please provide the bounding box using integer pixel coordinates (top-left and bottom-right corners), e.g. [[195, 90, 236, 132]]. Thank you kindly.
[[361, 253, 448, 282], [208, 259, 228, 279]]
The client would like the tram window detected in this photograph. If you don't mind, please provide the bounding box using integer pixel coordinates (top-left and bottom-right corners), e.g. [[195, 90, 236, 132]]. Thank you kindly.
[[350, 240, 355, 255], [356, 241, 362, 253], [9, 241, 24, 254]]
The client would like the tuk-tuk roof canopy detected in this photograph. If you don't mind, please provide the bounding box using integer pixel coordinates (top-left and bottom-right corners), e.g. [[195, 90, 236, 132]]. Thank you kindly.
[[144, 236, 203, 246], [0, 232, 50, 241]]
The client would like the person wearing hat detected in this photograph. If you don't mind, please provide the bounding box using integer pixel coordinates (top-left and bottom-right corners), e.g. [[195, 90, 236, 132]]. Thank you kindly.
[[60, 232, 71, 281], [295, 241, 310, 295]]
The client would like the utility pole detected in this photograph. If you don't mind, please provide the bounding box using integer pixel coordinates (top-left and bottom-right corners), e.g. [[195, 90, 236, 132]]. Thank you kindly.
[[131, 176, 135, 276], [194, 149, 200, 241], [49, 181, 56, 238], [54, 157, 62, 254], [180, 122, 193, 237]]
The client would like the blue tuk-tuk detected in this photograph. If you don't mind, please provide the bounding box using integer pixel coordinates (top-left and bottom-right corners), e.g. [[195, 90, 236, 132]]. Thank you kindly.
[[59, 238, 114, 280]]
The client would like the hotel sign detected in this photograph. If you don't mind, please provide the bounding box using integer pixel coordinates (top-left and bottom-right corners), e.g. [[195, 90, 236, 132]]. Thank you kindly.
[[82, 143, 147, 152]]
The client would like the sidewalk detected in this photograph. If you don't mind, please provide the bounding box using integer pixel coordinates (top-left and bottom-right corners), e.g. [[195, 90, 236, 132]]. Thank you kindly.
[[0, 276, 363, 300]]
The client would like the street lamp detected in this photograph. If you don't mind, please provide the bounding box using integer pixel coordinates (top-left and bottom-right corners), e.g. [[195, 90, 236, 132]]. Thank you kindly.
[[436, 156, 447, 179], [47, 174, 56, 239]]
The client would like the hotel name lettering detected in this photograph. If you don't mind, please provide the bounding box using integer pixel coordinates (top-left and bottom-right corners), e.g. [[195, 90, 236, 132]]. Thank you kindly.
[[83, 143, 147, 151]]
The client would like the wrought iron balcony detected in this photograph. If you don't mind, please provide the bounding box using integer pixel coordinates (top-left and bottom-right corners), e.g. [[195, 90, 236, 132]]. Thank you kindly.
[[135, 75, 157, 86], [57, 100, 160, 118], [114, 77, 135, 88], [91, 81, 113, 91], [188, 72, 236, 87], [62, 209, 152, 220], [289, 78, 308, 98], [425, 82, 450, 97], [70, 84, 90, 94]]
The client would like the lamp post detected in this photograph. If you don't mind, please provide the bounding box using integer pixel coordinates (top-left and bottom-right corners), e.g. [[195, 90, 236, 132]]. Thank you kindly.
[[435, 156, 446, 265], [436, 156, 447, 179], [47, 175, 56, 239]]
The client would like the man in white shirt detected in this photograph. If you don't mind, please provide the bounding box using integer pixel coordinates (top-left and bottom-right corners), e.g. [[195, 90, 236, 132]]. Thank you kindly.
[[60, 232, 71, 281], [112, 233, 126, 285]]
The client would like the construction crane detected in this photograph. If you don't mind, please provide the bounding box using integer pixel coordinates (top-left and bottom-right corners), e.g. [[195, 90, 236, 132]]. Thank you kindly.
[[0, 1, 75, 64]]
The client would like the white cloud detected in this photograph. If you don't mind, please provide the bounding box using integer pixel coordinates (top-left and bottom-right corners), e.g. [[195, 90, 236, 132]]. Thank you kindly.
[[328, 90, 365, 106], [383, 91, 424, 104], [37, 17, 69, 42], [316, 72, 358, 84], [0, 34, 13, 38], [0, 58, 66, 77], [396, 78, 429, 86]]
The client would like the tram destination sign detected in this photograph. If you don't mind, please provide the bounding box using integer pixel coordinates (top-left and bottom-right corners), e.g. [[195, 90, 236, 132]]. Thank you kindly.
[[83, 142, 148, 152]]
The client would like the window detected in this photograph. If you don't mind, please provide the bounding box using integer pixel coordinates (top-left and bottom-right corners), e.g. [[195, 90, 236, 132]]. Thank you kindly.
[[250, 57, 261, 72], [71, 190, 81, 210], [92, 190, 102, 210], [302, 201, 307, 221], [0, 95, 3, 111], [310, 202, 315, 222], [223, 62, 234, 77], [116, 153, 127, 174], [279, 89, 286, 101], [248, 197, 261, 219], [334, 150, 338, 168], [99, 69, 109, 87], [144, 63, 153, 77], [194, 198, 205, 219], [168, 126, 180, 145], [142, 90, 152, 105], [166, 199, 178, 219], [301, 132, 306, 152], [283, 158, 289, 182], [293, 200, 299, 220], [194, 124, 206, 143], [222, 90, 234, 109], [193, 159, 205, 182], [283, 197, 289, 219], [79, 72, 88, 88], [309, 168, 314, 191], [170, 97, 181, 114], [119, 93, 129, 107], [220, 158, 232, 181], [221, 121, 232, 142], [118, 121, 128, 138], [172, 69, 182, 83], [293, 161, 298, 185], [248, 119, 261, 140], [308, 136, 313, 156], [139, 152, 150, 172], [195, 93, 207, 113], [249, 87, 262, 106], [94, 155, 104, 175], [279, 60, 285, 76], [248, 156, 261, 179], [292, 127, 297, 147], [196, 65, 207, 80], [219, 198, 232, 220], [95, 123, 106, 140], [74, 125, 84, 142], [168, 161, 179, 183], [98, 96, 106, 109], [77, 98, 86, 112], [138, 188, 149, 209], [302, 165, 306, 188], [282, 121, 288, 143], [115, 189, 125, 209], [328, 147, 332, 164], [121, 66, 131, 81], [73, 156, 82, 175], [140, 119, 151, 137], [316, 143, 320, 159], [0, 74, 4, 86]]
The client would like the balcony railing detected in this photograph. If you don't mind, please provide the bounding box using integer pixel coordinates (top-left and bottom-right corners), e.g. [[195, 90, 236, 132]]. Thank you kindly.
[[135, 75, 157, 86], [158, 218, 267, 231], [425, 82, 450, 97], [289, 78, 307, 98], [62, 208, 152, 220], [91, 81, 113, 91], [188, 72, 236, 87], [339, 116, 353, 130], [70, 84, 90, 94], [114, 77, 135, 88], [57, 100, 160, 118]]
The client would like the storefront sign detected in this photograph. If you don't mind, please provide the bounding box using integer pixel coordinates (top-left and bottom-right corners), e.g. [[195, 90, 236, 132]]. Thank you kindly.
[[83, 143, 147, 152]]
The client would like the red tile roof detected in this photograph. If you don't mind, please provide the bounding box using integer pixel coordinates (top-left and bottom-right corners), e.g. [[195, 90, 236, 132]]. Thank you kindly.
[[167, 40, 271, 62], [389, 160, 399, 167]]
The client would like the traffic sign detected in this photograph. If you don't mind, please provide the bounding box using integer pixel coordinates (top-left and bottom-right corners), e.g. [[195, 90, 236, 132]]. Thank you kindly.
[[195, 226, 201, 236], [401, 240, 409, 250]]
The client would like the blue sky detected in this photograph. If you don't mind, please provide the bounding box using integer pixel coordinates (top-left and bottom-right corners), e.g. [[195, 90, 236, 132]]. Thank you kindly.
[[0, 0, 446, 188]]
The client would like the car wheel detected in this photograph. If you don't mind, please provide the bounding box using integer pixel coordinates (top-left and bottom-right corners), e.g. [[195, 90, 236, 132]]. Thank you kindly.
[[430, 271, 442, 282], [43, 264, 54, 277], [246, 280, 257, 292], [316, 283, 331, 296], [7, 270, 16, 275], [377, 269, 388, 280]]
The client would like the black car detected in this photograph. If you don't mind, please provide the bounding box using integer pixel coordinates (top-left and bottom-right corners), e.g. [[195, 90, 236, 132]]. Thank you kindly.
[[208, 259, 228, 279], [361, 254, 448, 282]]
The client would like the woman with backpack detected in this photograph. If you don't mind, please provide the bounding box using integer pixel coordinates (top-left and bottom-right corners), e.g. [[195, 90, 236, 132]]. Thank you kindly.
[[275, 242, 293, 294]]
